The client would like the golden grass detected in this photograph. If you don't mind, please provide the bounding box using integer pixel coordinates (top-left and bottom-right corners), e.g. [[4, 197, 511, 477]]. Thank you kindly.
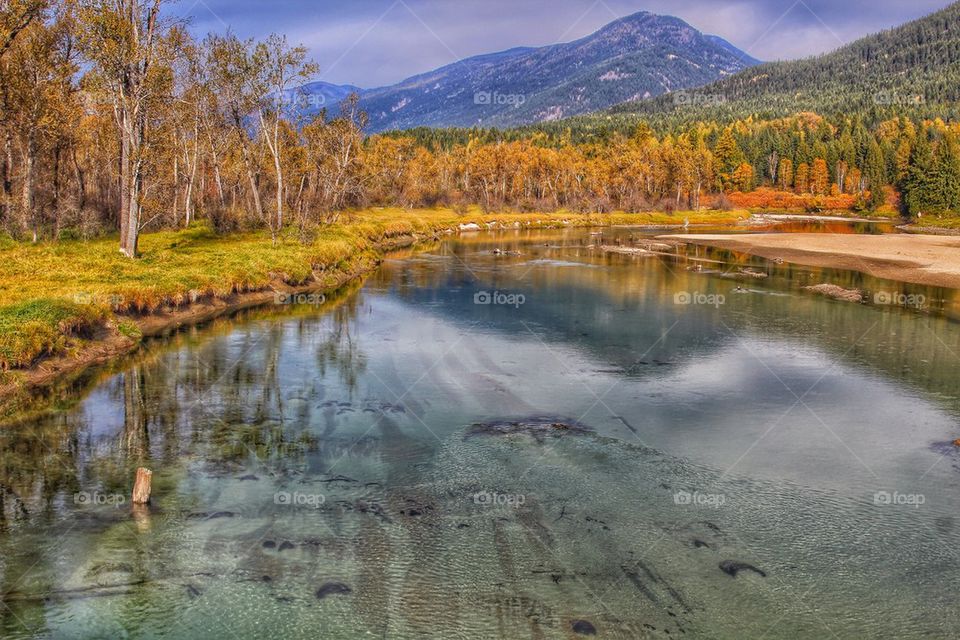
[[0, 206, 748, 370]]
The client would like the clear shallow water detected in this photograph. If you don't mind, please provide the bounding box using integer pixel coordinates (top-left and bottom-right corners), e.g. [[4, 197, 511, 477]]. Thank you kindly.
[[2, 228, 960, 639]]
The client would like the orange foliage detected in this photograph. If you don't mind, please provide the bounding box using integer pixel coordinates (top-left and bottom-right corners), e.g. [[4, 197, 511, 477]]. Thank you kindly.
[[728, 187, 858, 212]]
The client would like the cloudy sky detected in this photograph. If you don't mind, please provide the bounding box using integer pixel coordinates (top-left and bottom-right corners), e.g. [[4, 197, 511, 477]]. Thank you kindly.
[[179, 0, 953, 87]]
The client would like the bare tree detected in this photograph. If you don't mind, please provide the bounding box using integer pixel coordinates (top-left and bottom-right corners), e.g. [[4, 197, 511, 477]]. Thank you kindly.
[[205, 33, 265, 223], [252, 34, 316, 242], [79, 0, 170, 257]]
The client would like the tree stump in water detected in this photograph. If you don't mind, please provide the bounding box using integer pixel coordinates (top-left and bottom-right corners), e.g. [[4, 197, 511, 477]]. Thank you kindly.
[[132, 467, 152, 504]]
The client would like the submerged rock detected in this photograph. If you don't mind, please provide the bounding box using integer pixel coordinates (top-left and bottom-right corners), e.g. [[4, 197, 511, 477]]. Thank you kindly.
[[600, 245, 652, 256], [187, 511, 235, 520], [571, 619, 597, 635], [316, 582, 352, 600], [721, 268, 769, 280], [465, 417, 592, 442], [719, 560, 766, 578], [87, 562, 134, 577], [804, 283, 863, 303], [398, 496, 434, 518], [319, 474, 358, 484]]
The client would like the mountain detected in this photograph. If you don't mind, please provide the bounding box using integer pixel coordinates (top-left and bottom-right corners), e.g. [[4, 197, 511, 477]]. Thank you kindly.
[[298, 11, 760, 132], [291, 81, 362, 113], [603, 1, 960, 126]]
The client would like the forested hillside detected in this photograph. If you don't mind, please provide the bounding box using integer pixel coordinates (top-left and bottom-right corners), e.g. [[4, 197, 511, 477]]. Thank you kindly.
[[604, 1, 960, 127]]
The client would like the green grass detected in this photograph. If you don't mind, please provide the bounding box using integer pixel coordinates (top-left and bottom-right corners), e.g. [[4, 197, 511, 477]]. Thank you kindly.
[[0, 206, 748, 371], [912, 216, 960, 229], [0, 299, 105, 369], [116, 320, 142, 341]]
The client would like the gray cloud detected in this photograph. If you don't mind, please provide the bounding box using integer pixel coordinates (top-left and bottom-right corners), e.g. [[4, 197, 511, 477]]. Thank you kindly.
[[181, 0, 953, 86]]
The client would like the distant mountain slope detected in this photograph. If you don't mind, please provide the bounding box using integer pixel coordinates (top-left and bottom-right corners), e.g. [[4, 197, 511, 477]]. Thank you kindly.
[[299, 11, 759, 132], [605, 1, 960, 124], [292, 81, 363, 112]]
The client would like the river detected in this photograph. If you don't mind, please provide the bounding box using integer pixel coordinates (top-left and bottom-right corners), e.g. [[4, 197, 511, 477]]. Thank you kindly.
[[1, 226, 959, 639]]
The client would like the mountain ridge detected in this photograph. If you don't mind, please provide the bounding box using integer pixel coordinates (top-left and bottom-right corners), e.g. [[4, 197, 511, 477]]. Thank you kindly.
[[298, 10, 760, 131], [600, 1, 960, 126]]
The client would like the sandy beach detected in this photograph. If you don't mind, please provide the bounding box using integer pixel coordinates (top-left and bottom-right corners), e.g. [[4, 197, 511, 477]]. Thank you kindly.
[[658, 233, 960, 289]]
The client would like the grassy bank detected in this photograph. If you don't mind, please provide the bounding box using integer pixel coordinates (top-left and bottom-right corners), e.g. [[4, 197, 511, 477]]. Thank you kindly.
[[0, 206, 747, 379], [906, 218, 960, 230]]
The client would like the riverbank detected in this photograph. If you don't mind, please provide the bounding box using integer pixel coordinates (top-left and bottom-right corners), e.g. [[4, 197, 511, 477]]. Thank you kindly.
[[660, 232, 960, 289], [0, 206, 748, 419]]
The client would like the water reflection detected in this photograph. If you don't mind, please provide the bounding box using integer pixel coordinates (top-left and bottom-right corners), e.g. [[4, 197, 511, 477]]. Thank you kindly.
[[1, 229, 960, 638]]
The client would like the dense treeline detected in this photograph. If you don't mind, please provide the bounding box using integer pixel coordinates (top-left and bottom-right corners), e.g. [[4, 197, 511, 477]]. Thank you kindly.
[[386, 112, 960, 218], [1, 0, 959, 257]]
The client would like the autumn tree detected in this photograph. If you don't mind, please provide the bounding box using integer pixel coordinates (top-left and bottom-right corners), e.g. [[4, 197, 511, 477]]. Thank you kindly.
[[777, 158, 794, 191], [79, 0, 173, 257], [4, 1, 76, 239], [0, 0, 49, 226], [714, 127, 745, 189], [252, 33, 317, 241], [204, 33, 267, 225], [810, 158, 829, 195], [169, 30, 204, 227], [732, 162, 754, 192], [795, 162, 810, 194], [302, 94, 366, 222], [0, 0, 46, 58]]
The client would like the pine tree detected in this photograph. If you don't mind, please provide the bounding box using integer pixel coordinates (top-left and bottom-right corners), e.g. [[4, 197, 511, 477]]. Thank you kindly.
[[902, 130, 935, 216], [714, 127, 745, 186], [864, 139, 887, 210], [932, 134, 960, 214]]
